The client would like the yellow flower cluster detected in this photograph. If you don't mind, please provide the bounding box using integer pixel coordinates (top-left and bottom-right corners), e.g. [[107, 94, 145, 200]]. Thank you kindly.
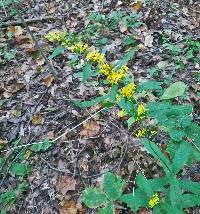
[[86, 50, 105, 63], [135, 128, 146, 138], [45, 31, 67, 42], [107, 66, 127, 85], [99, 62, 112, 76], [149, 193, 159, 208], [69, 43, 89, 54], [117, 109, 127, 117], [120, 83, 137, 99], [136, 103, 146, 120]]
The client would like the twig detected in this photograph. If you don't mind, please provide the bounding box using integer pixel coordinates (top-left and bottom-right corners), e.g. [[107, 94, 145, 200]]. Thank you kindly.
[[1, 16, 62, 28], [11, 2, 58, 76]]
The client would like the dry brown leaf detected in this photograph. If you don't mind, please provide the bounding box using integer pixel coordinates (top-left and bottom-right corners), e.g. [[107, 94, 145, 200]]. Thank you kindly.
[[0, 139, 8, 147], [132, 0, 142, 12], [60, 199, 77, 214], [56, 176, 76, 195], [36, 58, 45, 66], [80, 120, 100, 137], [46, 131, 55, 140], [31, 113, 45, 125], [46, 2, 56, 14], [139, 208, 151, 214], [7, 26, 23, 37], [42, 75, 54, 87], [119, 21, 127, 33], [3, 91, 12, 98]]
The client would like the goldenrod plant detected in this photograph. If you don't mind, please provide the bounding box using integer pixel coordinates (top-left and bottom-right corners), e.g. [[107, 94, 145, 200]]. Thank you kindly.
[[45, 31, 200, 213]]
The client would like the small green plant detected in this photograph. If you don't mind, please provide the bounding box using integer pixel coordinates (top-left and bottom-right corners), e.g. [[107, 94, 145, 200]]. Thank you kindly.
[[83, 140, 200, 213], [0, 31, 16, 64], [0, 182, 27, 214]]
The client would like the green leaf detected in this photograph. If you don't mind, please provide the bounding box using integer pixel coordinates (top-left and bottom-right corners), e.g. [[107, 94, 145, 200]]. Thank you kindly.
[[98, 203, 114, 214], [120, 189, 148, 212], [108, 85, 118, 102], [136, 173, 153, 196], [115, 49, 136, 70], [127, 117, 135, 127], [83, 188, 107, 208], [72, 94, 108, 108], [10, 162, 28, 176], [169, 177, 182, 210], [171, 142, 192, 174], [179, 180, 200, 195], [31, 139, 52, 152], [142, 139, 172, 176], [181, 194, 200, 208], [103, 172, 125, 201], [82, 63, 93, 83], [49, 46, 65, 60], [138, 81, 162, 92], [160, 81, 187, 100], [148, 177, 168, 192], [0, 190, 16, 206]]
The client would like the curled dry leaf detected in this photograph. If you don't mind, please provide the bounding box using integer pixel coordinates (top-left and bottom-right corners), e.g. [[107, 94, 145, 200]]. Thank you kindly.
[[56, 176, 76, 195], [31, 113, 45, 125], [132, 0, 142, 12], [42, 74, 54, 87], [80, 120, 100, 137]]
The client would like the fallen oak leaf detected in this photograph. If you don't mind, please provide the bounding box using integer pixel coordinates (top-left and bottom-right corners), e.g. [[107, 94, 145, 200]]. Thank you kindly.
[[42, 74, 54, 87], [56, 176, 76, 195]]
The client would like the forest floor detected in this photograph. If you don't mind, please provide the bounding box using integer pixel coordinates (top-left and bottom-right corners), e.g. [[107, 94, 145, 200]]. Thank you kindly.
[[0, 0, 200, 213]]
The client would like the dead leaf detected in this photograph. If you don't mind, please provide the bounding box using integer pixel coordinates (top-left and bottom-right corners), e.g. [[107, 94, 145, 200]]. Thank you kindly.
[[0, 139, 8, 147], [132, 0, 142, 12], [60, 199, 77, 214], [31, 113, 45, 125], [36, 58, 45, 66], [42, 75, 54, 87], [144, 34, 154, 47], [3, 91, 12, 98], [56, 176, 76, 195], [139, 208, 151, 214], [80, 157, 89, 172], [119, 21, 127, 33], [46, 131, 55, 140], [80, 120, 100, 137], [46, 2, 56, 14], [8, 26, 23, 37]]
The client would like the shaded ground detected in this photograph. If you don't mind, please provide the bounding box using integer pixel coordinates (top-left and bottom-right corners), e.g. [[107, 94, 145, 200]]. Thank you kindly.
[[0, 0, 200, 213]]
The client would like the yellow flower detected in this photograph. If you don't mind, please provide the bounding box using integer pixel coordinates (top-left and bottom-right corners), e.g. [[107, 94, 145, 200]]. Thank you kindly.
[[119, 65, 128, 73], [135, 128, 146, 138], [69, 43, 89, 54], [99, 62, 112, 76], [107, 69, 126, 85], [118, 109, 127, 117], [136, 103, 146, 120], [86, 50, 104, 63], [149, 193, 160, 208], [45, 31, 67, 42], [120, 83, 137, 99]]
